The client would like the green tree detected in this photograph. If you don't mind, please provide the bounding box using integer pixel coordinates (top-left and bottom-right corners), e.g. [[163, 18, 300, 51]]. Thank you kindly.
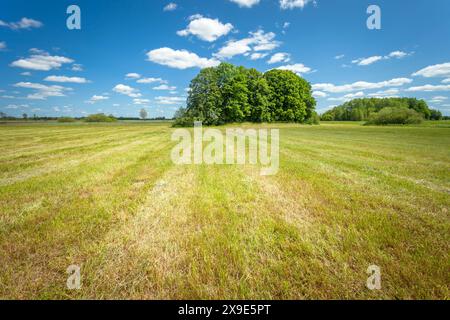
[[186, 66, 222, 125], [139, 108, 148, 120], [264, 69, 316, 122]]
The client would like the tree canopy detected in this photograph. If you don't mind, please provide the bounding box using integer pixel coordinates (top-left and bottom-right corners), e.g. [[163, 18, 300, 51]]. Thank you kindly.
[[321, 97, 436, 121], [174, 62, 317, 126]]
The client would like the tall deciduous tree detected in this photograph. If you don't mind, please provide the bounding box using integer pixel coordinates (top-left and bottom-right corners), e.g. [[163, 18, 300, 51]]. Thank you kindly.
[[176, 62, 316, 126]]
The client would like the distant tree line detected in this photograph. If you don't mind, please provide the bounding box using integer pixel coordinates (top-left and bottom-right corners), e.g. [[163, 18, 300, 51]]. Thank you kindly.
[[321, 97, 443, 121], [174, 62, 318, 126]]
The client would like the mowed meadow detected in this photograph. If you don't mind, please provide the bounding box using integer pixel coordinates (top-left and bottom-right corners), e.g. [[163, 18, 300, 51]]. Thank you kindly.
[[0, 121, 449, 299]]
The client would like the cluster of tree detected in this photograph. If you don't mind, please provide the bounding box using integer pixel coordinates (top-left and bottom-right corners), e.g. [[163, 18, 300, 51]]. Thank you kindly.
[[84, 113, 117, 122], [320, 97, 442, 121], [365, 107, 424, 125], [174, 62, 318, 126]]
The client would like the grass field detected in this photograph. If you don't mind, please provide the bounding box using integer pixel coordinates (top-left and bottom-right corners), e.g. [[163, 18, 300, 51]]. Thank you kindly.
[[0, 121, 449, 299]]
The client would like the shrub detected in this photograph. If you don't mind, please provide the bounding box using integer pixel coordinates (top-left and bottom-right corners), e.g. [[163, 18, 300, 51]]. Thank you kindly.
[[57, 117, 76, 123], [365, 107, 423, 125], [84, 113, 117, 123], [305, 111, 320, 125]]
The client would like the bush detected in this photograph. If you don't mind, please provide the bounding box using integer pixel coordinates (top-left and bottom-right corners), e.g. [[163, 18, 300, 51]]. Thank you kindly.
[[365, 107, 423, 125], [84, 113, 117, 123], [57, 117, 76, 123], [305, 111, 320, 125]]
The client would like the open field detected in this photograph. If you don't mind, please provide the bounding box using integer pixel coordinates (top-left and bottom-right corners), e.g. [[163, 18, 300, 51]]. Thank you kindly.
[[0, 121, 449, 299]]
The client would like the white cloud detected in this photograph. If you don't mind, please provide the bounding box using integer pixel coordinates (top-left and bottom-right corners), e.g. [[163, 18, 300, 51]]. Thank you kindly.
[[14, 81, 70, 100], [388, 51, 408, 59], [10, 50, 74, 71], [313, 91, 328, 98], [0, 41, 6, 50], [442, 78, 450, 84], [267, 52, 290, 64], [21, 72, 31, 76], [352, 51, 411, 66], [177, 15, 233, 42], [429, 96, 447, 103], [125, 73, 141, 79], [71, 64, 83, 72], [113, 84, 142, 97], [352, 56, 383, 66], [147, 47, 220, 69], [85, 95, 109, 104], [328, 91, 365, 102], [153, 84, 177, 91], [406, 84, 450, 92], [367, 89, 400, 97], [280, 0, 315, 10], [276, 63, 312, 75], [412, 62, 450, 78], [215, 29, 280, 59], [155, 96, 185, 105], [229, 0, 260, 8], [250, 53, 268, 60], [133, 98, 150, 105], [313, 78, 412, 93], [44, 75, 89, 83], [0, 17, 43, 30], [137, 77, 167, 84], [163, 3, 177, 11], [335, 54, 345, 60], [53, 106, 60, 112]]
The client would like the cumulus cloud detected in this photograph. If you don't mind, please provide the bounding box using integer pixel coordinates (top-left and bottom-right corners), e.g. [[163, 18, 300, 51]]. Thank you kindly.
[[429, 96, 447, 103], [313, 91, 328, 98], [267, 52, 290, 64], [328, 91, 365, 102], [250, 53, 268, 60], [153, 84, 177, 91], [14, 81, 70, 100], [163, 3, 177, 11], [10, 50, 74, 71], [276, 63, 312, 75], [0, 17, 43, 30], [71, 64, 83, 72], [229, 0, 260, 8], [405, 84, 450, 92], [85, 95, 109, 104], [442, 78, 450, 84], [335, 54, 345, 60], [352, 56, 383, 66], [133, 98, 150, 105], [367, 89, 400, 97], [113, 84, 142, 97], [280, 0, 315, 10], [147, 47, 220, 69], [155, 96, 185, 105], [412, 62, 450, 78], [215, 29, 280, 59], [44, 75, 89, 83], [313, 78, 412, 93], [177, 15, 233, 42], [125, 73, 141, 79], [352, 51, 411, 66], [137, 77, 167, 84]]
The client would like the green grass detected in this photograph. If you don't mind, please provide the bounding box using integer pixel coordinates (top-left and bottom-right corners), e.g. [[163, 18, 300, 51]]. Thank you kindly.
[[0, 121, 449, 299]]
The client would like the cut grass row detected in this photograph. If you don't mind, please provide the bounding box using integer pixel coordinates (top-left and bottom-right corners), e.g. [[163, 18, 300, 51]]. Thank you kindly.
[[0, 122, 448, 299]]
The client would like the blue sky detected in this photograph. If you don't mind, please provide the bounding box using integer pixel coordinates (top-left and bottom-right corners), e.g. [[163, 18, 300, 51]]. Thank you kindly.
[[1, 0, 450, 118]]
